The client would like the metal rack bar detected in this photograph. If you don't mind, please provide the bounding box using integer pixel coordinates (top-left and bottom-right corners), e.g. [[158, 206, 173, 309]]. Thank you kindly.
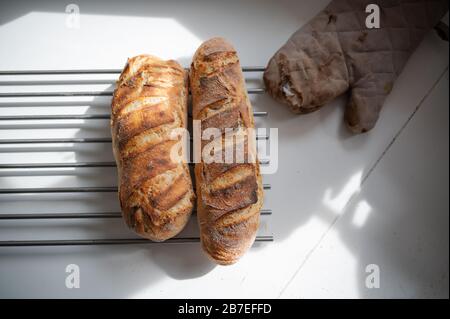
[[0, 158, 270, 169], [0, 186, 117, 194], [0, 69, 123, 75], [0, 67, 266, 76], [0, 134, 269, 144], [0, 212, 122, 219], [0, 184, 271, 194], [0, 91, 114, 97], [0, 137, 112, 144], [0, 114, 111, 120], [0, 111, 268, 120], [0, 209, 272, 220], [0, 88, 265, 97], [0, 162, 117, 169], [0, 236, 274, 247]]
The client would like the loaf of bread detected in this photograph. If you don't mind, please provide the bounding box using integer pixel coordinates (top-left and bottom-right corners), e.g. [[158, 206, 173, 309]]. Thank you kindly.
[[111, 55, 195, 241], [190, 38, 264, 265]]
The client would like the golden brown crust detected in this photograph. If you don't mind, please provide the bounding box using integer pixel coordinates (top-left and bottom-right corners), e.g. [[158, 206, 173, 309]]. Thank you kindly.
[[190, 38, 264, 265], [111, 55, 195, 241]]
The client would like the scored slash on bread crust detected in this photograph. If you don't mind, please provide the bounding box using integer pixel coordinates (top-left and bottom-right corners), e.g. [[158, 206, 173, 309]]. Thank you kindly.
[[190, 38, 264, 265], [111, 55, 195, 241]]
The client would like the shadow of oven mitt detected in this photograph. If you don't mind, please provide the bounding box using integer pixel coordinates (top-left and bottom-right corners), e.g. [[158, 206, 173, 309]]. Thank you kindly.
[[264, 0, 449, 133]]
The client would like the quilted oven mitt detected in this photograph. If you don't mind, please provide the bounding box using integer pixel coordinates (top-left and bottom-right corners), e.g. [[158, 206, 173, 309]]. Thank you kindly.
[[264, 0, 449, 133]]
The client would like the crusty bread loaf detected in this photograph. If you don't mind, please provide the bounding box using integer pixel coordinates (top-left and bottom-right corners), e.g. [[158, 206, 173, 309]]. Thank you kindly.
[[190, 38, 264, 265], [111, 55, 195, 241]]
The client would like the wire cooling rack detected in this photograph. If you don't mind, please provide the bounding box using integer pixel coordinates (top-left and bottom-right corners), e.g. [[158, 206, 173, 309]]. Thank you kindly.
[[0, 67, 273, 247]]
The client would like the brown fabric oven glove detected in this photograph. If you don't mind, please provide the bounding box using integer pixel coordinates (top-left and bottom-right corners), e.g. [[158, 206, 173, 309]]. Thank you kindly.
[[264, 0, 448, 133]]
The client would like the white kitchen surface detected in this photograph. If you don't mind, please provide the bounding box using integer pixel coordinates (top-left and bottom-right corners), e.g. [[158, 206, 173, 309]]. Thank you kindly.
[[0, 0, 448, 298]]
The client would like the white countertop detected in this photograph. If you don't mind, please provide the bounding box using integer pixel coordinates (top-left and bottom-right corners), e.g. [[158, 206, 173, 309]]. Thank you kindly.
[[0, 0, 448, 298]]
